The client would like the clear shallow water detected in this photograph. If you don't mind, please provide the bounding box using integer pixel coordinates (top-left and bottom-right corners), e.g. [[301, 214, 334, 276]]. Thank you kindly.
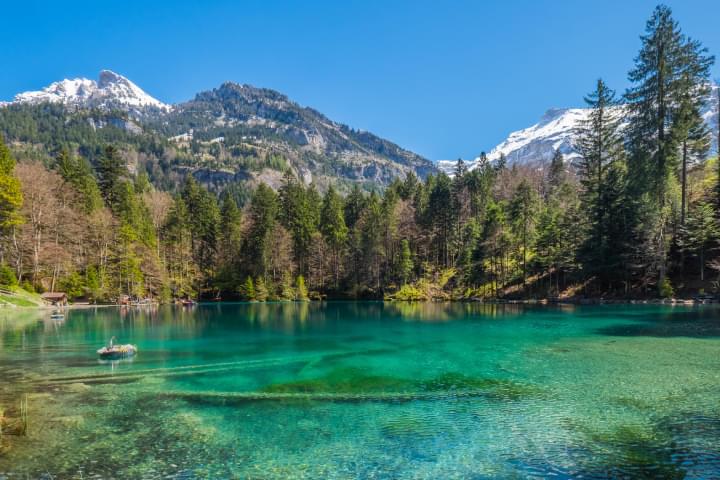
[[0, 302, 719, 479]]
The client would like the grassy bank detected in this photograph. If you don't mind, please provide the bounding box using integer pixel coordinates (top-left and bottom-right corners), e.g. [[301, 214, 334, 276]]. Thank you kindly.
[[0, 287, 43, 308]]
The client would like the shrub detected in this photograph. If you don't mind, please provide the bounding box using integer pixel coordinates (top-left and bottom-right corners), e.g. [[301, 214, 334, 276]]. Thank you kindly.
[[0, 264, 18, 287], [658, 278, 674, 298], [255, 277, 269, 302], [238, 276, 255, 301], [387, 284, 428, 301], [280, 273, 295, 300], [21, 280, 35, 293], [296, 275, 309, 301], [59, 272, 85, 299]]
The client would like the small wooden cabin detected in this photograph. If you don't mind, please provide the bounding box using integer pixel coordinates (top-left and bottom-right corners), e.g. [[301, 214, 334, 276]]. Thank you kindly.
[[41, 292, 68, 306]]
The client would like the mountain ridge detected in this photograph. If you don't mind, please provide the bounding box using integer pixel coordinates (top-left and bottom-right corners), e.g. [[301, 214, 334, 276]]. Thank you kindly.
[[1, 71, 436, 189]]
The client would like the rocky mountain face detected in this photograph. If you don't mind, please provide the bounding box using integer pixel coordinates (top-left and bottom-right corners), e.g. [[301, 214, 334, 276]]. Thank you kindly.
[[438, 82, 720, 175], [152, 82, 435, 188], [1, 71, 435, 190]]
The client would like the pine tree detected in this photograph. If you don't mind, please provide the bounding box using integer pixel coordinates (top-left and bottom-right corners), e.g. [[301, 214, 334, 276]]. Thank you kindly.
[[216, 194, 243, 289], [245, 184, 279, 278], [96, 145, 126, 209], [278, 172, 320, 274], [358, 192, 385, 290], [625, 5, 714, 290], [601, 159, 632, 291], [280, 272, 295, 300], [509, 179, 539, 287], [398, 239, 413, 285], [239, 276, 256, 301], [453, 159, 467, 179], [56, 149, 103, 212], [679, 201, 719, 281], [0, 136, 22, 231], [575, 79, 625, 285], [320, 186, 348, 289], [534, 205, 562, 294], [427, 173, 455, 267], [676, 94, 711, 225], [344, 184, 367, 230], [254, 277, 269, 301], [673, 47, 714, 225], [219, 195, 242, 261], [400, 172, 419, 201], [164, 195, 197, 297], [547, 150, 565, 195], [717, 86, 720, 214], [495, 153, 507, 172]]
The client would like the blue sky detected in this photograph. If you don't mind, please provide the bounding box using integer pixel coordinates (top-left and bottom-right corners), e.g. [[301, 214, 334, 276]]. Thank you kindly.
[[2, 0, 719, 160]]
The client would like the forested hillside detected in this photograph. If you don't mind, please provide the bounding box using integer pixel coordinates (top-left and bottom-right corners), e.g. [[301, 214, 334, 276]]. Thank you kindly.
[[0, 72, 436, 196], [0, 4, 718, 302]]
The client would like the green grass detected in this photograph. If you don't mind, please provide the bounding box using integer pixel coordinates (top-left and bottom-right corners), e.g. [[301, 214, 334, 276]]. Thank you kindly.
[[0, 294, 39, 307], [0, 286, 43, 307]]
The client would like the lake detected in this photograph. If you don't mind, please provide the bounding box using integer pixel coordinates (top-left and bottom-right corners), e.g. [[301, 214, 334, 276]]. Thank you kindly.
[[1, 302, 719, 479]]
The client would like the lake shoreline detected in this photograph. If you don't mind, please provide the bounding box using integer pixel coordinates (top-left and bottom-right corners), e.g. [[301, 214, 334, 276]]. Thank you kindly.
[[58, 296, 720, 308], [4, 295, 718, 311]]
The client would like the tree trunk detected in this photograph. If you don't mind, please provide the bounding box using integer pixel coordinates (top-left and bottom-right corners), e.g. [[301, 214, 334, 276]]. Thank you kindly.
[[681, 140, 688, 225]]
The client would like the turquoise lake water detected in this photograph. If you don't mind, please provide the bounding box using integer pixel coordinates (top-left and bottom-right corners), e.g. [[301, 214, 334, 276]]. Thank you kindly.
[[0, 302, 719, 479]]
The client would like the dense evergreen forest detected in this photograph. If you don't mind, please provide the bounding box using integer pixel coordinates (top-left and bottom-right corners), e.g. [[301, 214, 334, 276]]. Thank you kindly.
[[0, 5, 719, 302]]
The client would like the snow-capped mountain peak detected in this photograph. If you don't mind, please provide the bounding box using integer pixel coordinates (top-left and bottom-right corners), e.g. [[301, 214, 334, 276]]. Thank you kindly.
[[439, 82, 719, 176], [14, 78, 97, 105], [10, 70, 170, 113], [485, 107, 590, 165]]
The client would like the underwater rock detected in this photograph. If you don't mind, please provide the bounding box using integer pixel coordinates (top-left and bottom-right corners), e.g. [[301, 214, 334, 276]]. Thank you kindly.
[[61, 383, 91, 393], [50, 415, 85, 428]]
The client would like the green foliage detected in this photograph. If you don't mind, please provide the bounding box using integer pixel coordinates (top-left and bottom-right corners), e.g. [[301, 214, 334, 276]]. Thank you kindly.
[[97, 145, 127, 209], [397, 239, 414, 285], [658, 277, 675, 298], [239, 276, 256, 301], [59, 272, 85, 299], [279, 172, 321, 274], [0, 136, 23, 230], [296, 275, 309, 301], [254, 277, 269, 302], [387, 284, 428, 301], [678, 201, 720, 281], [321, 186, 348, 249], [624, 4, 714, 286], [56, 149, 103, 212], [279, 272, 295, 301], [576, 79, 629, 288], [245, 184, 279, 277], [181, 176, 221, 276], [20, 280, 35, 293], [0, 263, 18, 287], [85, 266, 101, 300]]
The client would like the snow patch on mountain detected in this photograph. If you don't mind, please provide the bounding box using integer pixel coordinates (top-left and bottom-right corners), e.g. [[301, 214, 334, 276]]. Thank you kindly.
[[8, 70, 170, 113]]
